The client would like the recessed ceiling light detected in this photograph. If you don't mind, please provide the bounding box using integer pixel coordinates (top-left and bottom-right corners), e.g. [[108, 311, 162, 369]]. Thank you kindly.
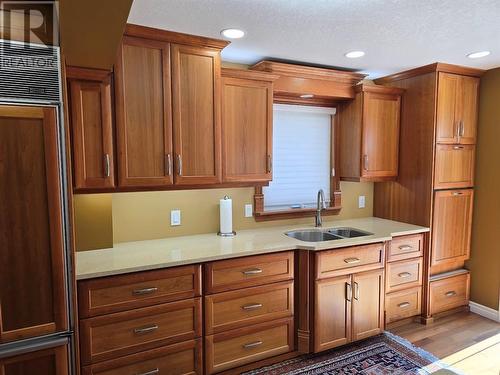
[[220, 28, 245, 39], [300, 94, 314, 99], [467, 51, 490, 59], [345, 51, 365, 58]]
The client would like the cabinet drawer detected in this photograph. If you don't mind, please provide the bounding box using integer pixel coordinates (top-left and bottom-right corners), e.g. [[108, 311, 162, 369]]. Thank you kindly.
[[434, 144, 475, 189], [386, 258, 423, 293], [80, 298, 202, 365], [205, 252, 294, 293], [388, 234, 424, 262], [82, 339, 202, 375], [316, 243, 384, 279], [78, 265, 202, 318], [205, 318, 293, 374], [205, 281, 293, 334], [429, 273, 470, 315], [385, 287, 422, 324]]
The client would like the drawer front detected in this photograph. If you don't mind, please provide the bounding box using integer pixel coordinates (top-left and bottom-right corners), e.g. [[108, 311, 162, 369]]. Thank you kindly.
[[205, 252, 294, 293], [385, 287, 422, 324], [205, 318, 293, 374], [434, 144, 475, 189], [82, 339, 202, 375], [316, 243, 384, 279], [80, 298, 202, 365], [429, 273, 470, 315], [386, 258, 423, 293], [205, 281, 294, 334], [78, 265, 202, 318], [388, 234, 424, 262]]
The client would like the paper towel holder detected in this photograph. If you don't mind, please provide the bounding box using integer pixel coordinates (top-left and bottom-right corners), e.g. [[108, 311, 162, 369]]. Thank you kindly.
[[218, 195, 236, 237]]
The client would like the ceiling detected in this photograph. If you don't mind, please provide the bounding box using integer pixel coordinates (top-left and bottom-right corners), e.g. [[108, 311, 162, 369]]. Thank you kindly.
[[128, 0, 500, 78]]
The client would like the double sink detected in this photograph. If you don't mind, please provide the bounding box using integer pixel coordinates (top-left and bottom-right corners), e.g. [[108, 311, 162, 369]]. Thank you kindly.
[[285, 227, 373, 242]]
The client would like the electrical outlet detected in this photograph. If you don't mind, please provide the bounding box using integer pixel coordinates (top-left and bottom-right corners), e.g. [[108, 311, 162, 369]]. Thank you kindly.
[[244, 204, 253, 217], [170, 209, 181, 226], [358, 196, 366, 209]]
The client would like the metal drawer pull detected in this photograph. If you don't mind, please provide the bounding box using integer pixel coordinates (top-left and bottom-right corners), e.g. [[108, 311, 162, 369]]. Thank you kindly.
[[398, 245, 413, 251], [398, 272, 412, 278], [363, 154, 369, 170], [452, 192, 463, 196], [104, 154, 111, 177], [398, 302, 411, 308], [242, 268, 263, 275], [354, 282, 360, 300], [136, 369, 159, 375], [132, 287, 158, 296], [165, 153, 172, 176], [242, 303, 263, 311], [445, 291, 457, 297], [177, 154, 183, 176], [346, 282, 352, 302], [133, 324, 159, 335], [344, 257, 361, 264], [243, 341, 263, 349], [453, 146, 464, 150], [267, 154, 272, 173]]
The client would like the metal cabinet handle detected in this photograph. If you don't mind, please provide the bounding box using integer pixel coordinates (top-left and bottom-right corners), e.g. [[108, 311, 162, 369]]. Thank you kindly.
[[176, 154, 183, 176], [353, 282, 359, 300], [363, 154, 369, 170], [165, 153, 172, 176], [242, 268, 263, 275], [243, 341, 263, 349], [136, 369, 159, 375], [267, 154, 272, 173], [398, 272, 412, 278], [460, 121, 465, 137], [242, 303, 263, 311], [344, 257, 361, 264], [133, 324, 159, 335], [104, 154, 110, 177], [346, 282, 352, 302], [452, 191, 464, 196], [398, 302, 411, 308], [456, 121, 461, 140], [453, 146, 464, 150], [398, 245, 413, 251], [445, 291, 457, 297], [132, 287, 158, 296]]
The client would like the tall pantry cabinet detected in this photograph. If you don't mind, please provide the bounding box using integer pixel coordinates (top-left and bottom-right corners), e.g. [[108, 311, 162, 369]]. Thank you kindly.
[[373, 63, 482, 322]]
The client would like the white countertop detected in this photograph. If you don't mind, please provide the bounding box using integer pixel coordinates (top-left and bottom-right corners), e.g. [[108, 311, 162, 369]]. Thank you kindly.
[[75, 217, 429, 280]]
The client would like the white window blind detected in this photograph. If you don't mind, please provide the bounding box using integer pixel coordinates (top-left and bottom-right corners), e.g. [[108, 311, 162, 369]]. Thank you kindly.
[[263, 104, 335, 211]]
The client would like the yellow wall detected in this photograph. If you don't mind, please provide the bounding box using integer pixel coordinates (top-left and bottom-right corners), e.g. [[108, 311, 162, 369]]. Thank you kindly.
[[75, 182, 373, 249], [466, 67, 500, 311]]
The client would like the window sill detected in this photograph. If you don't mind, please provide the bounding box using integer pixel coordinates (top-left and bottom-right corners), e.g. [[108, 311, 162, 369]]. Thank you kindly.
[[254, 205, 342, 222]]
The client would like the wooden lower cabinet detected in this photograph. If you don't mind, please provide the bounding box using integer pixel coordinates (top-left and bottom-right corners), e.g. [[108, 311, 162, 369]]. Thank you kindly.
[[429, 272, 470, 315], [385, 287, 422, 324], [82, 339, 202, 375], [205, 318, 294, 374], [386, 257, 423, 293], [0, 344, 68, 375]]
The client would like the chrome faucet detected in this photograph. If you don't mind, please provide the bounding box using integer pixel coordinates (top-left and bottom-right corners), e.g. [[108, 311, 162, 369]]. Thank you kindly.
[[315, 189, 327, 227]]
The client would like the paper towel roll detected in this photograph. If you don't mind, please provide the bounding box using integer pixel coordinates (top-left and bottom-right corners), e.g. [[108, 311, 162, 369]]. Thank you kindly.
[[219, 196, 233, 235]]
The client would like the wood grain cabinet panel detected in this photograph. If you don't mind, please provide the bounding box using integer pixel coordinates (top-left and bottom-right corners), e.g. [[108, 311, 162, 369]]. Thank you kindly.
[[0, 344, 68, 375], [114, 36, 173, 187], [388, 234, 423, 262], [386, 257, 423, 293], [455, 75, 479, 145], [171, 44, 221, 185], [221, 69, 276, 182], [429, 273, 470, 315], [385, 287, 422, 324], [79, 298, 202, 365], [434, 144, 475, 189], [0, 105, 67, 344], [431, 189, 473, 267], [78, 265, 201, 318], [81, 339, 202, 375]]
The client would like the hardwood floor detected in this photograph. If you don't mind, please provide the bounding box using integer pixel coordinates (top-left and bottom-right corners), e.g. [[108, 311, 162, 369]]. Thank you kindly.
[[390, 311, 500, 374]]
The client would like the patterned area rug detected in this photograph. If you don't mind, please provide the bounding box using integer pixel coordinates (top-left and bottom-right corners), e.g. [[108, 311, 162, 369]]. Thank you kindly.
[[243, 332, 457, 375]]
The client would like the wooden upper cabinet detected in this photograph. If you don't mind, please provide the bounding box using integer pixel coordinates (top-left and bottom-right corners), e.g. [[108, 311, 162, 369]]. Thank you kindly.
[[221, 69, 277, 183], [0, 105, 67, 343], [431, 189, 473, 267], [436, 73, 479, 145], [434, 144, 475, 189], [171, 44, 221, 185], [68, 67, 115, 190], [339, 84, 404, 182], [114, 36, 173, 187]]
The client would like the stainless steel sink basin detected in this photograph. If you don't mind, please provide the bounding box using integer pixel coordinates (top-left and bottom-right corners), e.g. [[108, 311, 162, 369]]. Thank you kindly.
[[285, 230, 342, 242], [326, 227, 373, 238]]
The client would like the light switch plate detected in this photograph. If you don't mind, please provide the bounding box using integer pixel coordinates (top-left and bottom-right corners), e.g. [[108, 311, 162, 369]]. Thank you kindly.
[[358, 196, 366, 209], [244, 204, 253, 217], [170, 209, 181, 226]]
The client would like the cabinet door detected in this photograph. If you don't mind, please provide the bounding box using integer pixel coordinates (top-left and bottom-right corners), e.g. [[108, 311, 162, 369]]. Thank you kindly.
[[0, 105, 67, 343], [115, 36, 173, 187], [171, 44, 221, 185], [222, 77, 272, 182], [0, 344, 68, 375], [456, 76, 479, 145], [361, 91, 400, 179], [314, 275, 351, 352], [434, 144, 475, 189], [431, 189, 473, 267], [69, 76, 115, 189], [436, 73, 459, 144], [351, 269, 384, 341]]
